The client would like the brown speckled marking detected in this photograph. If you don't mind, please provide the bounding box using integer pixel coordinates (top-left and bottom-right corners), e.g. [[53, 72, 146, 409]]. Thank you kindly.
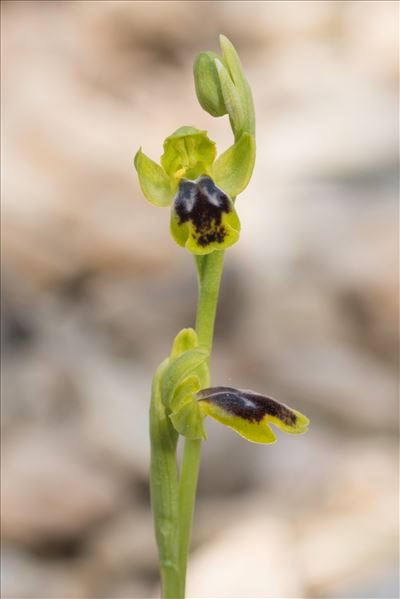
[[174, 176, 231, 247], [197, 386, 297, 425]]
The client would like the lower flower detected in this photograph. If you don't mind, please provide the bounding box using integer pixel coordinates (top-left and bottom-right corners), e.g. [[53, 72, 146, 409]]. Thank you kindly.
[[197, 386, 309, 444]]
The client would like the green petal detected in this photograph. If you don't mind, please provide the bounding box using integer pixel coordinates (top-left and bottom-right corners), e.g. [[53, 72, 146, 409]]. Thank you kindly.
[[161, 127, 217, 183], [194, 51, 227, 117], [170, 175, 241, 256], [134, 148, 173, 207], [170, 398, 207, 440], [197, 387, 309, 444], [213, 133, 256, 197]]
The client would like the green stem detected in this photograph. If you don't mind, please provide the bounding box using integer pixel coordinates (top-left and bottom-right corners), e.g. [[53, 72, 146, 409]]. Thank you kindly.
[[194, 251, 226, 348], [177, 438, 201, 595], [177, 250, 225, 596], [150, 251, 225, 599], [149, 359, 181, 599]]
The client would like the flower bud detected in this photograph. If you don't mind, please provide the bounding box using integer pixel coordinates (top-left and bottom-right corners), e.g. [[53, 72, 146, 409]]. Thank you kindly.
[[193, 52, 227, 117], [193, 36, 256, 141], [219, 35, 255, 137]]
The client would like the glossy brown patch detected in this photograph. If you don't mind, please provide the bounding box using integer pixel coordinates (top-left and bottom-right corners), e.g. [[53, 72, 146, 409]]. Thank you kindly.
[[174, 176, 231, 247], [197, 386, 297, 426]]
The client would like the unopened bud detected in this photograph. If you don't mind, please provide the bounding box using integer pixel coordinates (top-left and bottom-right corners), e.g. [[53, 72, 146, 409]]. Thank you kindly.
[[194, 51, 227, 118]]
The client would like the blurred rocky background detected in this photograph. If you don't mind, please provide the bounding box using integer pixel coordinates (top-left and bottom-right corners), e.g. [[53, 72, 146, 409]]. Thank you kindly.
[[1, 1, 398, 598]]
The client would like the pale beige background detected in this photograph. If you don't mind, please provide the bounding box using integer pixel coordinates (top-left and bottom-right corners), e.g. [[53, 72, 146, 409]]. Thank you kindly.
[[1, 1, 399, 598]]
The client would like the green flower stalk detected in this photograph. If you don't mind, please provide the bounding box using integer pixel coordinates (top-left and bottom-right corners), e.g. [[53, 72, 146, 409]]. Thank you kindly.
[[134, 35, 309, 599]]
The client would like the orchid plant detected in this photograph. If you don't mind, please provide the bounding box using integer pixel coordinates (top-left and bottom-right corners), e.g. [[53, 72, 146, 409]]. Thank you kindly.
[[134, 35, 309, 599]]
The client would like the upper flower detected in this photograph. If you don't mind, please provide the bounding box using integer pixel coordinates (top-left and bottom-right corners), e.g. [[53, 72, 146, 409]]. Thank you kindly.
[[134, 35, 256, 255], [134, 127, 255, 254]]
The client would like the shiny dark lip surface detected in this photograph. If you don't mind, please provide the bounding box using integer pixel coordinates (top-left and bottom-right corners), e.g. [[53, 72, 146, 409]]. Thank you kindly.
[[197, 386, 297, 425], [174, 176, 231, 247]]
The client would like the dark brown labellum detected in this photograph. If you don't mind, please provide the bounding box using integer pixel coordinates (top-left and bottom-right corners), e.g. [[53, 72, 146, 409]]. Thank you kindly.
[[197, 386, 298, 426], [174, 176, 232, 247]]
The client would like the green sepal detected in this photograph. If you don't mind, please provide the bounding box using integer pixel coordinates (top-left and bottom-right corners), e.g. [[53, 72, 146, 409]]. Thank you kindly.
[[161, 127, 217, 184], [169, 327, 209, 398], [219, 35, 255, 137], [156, 328, 209, 439], [197, 387, 309, 445], [213, 133, 256, 197], [162, 348, 209, 409], [169, 328, 209, 388], [194, 51, 227, 117], [168, 374, 206, 440], [219, 35, 244, 89], [170, 398, 207, 440], [170, 328, 199, 360], [134, 148, 173, 207], [214, 58, 245, 140]]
